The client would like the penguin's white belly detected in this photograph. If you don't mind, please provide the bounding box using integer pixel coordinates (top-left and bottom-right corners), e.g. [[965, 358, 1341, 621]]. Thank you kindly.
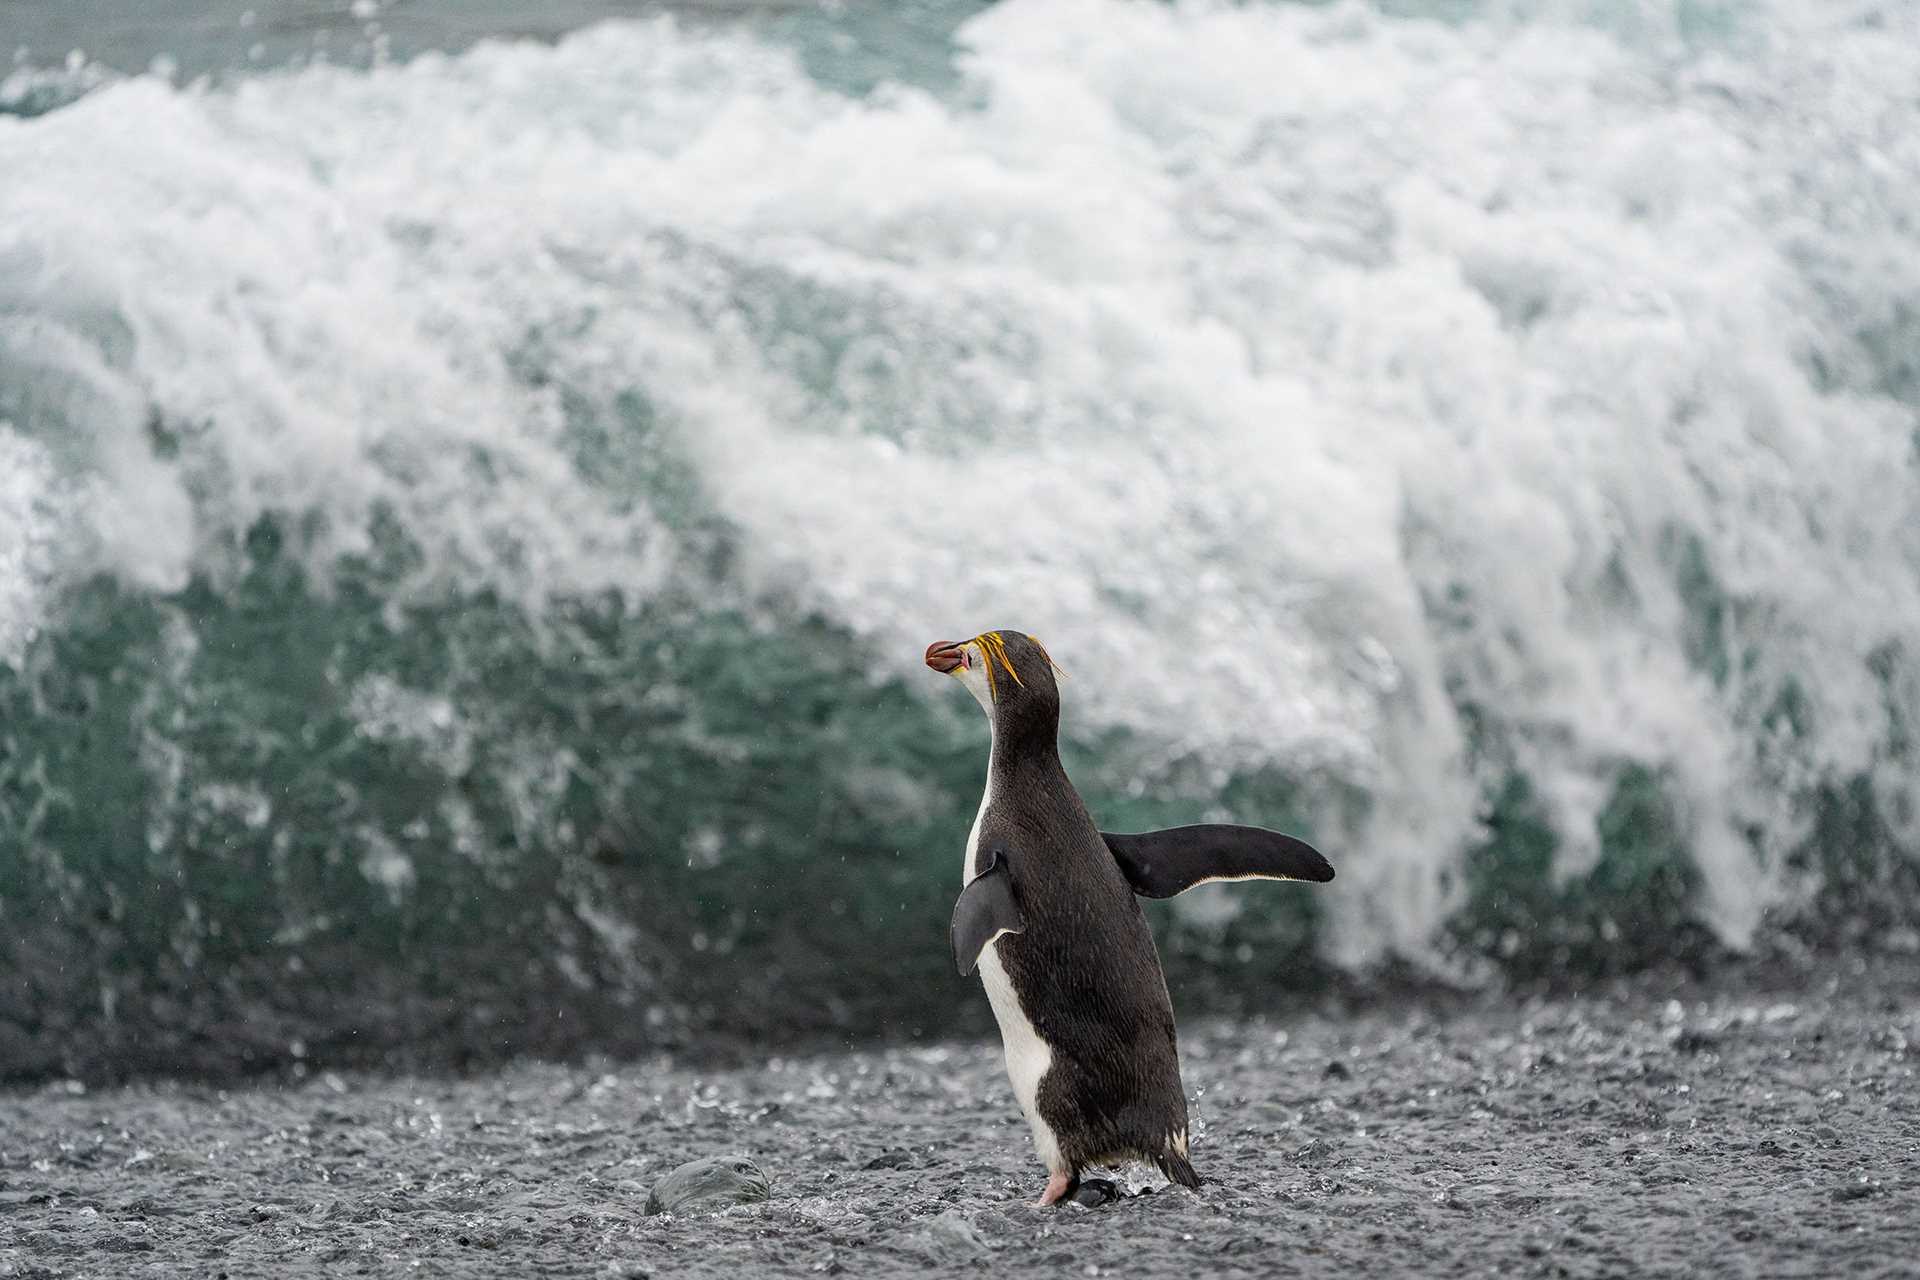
[[977, 942, 1064, 1173]]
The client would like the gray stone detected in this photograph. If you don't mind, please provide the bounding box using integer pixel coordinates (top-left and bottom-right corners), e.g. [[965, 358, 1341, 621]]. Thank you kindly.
[[917, 1210, 992, 1259], [1069, 1177, 1123, 1207], [644, 1154, 770, 1215], [1293, 1137, 1338, 1167]]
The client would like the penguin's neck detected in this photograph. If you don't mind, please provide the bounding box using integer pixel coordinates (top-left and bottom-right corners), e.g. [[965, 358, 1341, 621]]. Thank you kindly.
[[987, 727, 1066, 790], [968, 728, 1071, 882]]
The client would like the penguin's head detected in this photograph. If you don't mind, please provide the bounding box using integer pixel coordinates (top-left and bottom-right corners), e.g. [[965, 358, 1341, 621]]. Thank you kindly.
[[924, 629, 1063, 742]]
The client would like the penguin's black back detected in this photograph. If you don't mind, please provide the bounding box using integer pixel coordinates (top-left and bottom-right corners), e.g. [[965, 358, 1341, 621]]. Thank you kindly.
[[976, 744, 1191, 1175]]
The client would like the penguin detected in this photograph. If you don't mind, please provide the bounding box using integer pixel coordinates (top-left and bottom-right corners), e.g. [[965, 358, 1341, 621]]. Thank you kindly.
[[924, 629, 1334, 1206]]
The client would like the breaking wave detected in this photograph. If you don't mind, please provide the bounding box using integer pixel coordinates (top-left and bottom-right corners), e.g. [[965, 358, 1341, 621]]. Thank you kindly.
[[2, 0, 1917, 1076]]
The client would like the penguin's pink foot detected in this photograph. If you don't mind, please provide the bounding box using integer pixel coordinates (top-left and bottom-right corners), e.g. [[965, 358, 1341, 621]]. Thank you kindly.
[[1036, 1172, 1074, 1207]]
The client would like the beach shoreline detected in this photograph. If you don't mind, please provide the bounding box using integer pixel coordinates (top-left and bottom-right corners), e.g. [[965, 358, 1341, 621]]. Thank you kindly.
[[4, 959, 1914, 1278]]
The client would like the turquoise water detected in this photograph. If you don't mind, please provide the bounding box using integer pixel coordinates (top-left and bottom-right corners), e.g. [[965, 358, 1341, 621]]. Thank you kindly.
[[3, 1, 989, 106], [2, 0, 1917, 1077]]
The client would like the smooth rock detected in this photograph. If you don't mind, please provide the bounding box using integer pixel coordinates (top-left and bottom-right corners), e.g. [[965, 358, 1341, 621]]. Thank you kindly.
[[1293, 1138, 1337, 1167], [644, 1154, 770, 1215], [1069, 1178, 1122, 1207], [918, 1210, 991, 1258]]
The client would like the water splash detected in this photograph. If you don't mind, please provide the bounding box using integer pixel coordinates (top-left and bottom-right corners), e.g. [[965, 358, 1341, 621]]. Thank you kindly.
[[0, 428, 60, 664]]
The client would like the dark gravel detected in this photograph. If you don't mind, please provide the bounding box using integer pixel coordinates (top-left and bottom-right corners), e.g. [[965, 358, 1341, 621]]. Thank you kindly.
[[3, 964, 1916, 1278]]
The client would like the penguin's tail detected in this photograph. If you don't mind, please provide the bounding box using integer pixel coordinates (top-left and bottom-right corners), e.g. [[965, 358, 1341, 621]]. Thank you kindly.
[[1156, 1151, 1202, 1190]]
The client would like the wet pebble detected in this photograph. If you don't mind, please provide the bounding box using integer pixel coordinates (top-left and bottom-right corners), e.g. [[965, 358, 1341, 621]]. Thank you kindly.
[[643, 1154, 770, 1215], [1293, 1138, 1338, 1167], [916, 1209, 992, 1258], [1670, 1027, 1720, 1054], [1069, 1178, 1123, 1208]]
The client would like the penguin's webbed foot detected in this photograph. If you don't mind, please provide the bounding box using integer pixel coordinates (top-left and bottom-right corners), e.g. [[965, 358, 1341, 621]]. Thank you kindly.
[[1036, 1172, 1075, 1206]]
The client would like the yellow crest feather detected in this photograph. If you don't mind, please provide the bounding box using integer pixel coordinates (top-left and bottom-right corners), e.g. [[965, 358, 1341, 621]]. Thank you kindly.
[[1026, 634, 1067, 681], [969, 630, 1066, 701], [971, 630, 1023, 701]]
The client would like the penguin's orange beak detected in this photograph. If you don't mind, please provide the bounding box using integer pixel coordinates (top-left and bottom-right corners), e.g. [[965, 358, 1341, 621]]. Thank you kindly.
[[925, 640, 967, 675]]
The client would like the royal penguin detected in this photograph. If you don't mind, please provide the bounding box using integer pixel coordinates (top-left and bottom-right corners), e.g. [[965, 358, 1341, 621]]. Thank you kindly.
[[925, 629, 1334, 1206]]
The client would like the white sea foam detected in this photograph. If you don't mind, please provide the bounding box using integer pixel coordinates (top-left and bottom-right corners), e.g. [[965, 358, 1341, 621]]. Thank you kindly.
[[0, 0, 1914, 960], [0, 427, 60, 665]]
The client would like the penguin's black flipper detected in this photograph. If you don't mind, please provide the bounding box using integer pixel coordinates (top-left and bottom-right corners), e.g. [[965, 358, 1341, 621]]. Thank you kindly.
[[1101, 824, 1333, 899], [951, 846, 1027, 976]]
